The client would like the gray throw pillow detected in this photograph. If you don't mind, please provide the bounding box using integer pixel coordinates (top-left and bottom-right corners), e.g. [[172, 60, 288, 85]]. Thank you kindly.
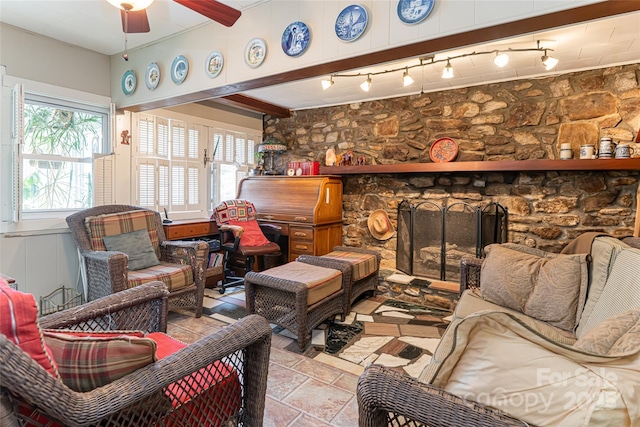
[[103, 229, 160, 271], [480, 243, 589, 332]]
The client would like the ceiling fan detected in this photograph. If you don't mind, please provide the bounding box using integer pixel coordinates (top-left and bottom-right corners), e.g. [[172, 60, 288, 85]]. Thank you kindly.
[[107, 0, 242, 34]]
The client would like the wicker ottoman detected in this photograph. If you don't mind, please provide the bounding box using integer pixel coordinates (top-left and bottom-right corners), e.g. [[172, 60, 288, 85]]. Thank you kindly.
[[298, 246, 380, 315], [245, 260, 351, 350]]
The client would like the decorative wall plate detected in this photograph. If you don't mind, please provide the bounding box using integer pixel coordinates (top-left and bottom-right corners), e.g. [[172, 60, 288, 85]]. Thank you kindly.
[[335, 4, 368, 42], [281, 21, 311, 57], [171, 55, 189, 84], [430, 137, 458, 163], [205, 51, 224, 78], [145, 62, 160, 90], [397, 0, 435, 24], [245, 38, 267, 68], [121, 70, 136, 96]]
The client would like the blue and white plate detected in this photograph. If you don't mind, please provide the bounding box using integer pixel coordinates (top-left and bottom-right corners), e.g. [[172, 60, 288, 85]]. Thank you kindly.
[[281, 21, 311, 57], [205, 51, 224, 78], [145, 62, 160, 91], [171, 55, 189, 84], [121, 70, 136, 96], [335, 4, 368, 42], [245, 38, 267, 68], [397, 0, 435, 25]]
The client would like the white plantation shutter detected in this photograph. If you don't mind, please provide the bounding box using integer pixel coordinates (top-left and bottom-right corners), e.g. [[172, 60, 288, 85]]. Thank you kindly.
[[171, 164, 185, 206], [212, 132, 224, 161], [138, 160, 155, 207], [248, 137, 257, 165], [235, 136, 246, 165], [225, 133, 234, 162], [93, 154, 114, 206], [187, 165, 199, 205], [158, 161, 169, 208], [157, 118, 169, 158], [138, 116, 154, 156], [172, 122, 186, 158], [188, 126, 200, 159]]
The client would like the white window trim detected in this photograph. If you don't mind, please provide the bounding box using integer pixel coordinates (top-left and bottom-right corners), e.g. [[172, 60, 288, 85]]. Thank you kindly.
[[1, 74, 112, 232]]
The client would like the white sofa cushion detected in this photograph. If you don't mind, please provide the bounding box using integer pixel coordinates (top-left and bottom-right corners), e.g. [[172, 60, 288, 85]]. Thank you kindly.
[[428, 311, 640, 427], [577, 247, 640, 338]]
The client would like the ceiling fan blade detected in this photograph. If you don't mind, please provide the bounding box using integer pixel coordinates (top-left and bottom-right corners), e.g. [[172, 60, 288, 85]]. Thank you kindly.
[[120, 9, 150, 33], [174, 0, 241, 27]]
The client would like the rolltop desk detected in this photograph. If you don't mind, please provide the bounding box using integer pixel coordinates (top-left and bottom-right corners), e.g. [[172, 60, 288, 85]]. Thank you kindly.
[[235, 176, 343, 262]]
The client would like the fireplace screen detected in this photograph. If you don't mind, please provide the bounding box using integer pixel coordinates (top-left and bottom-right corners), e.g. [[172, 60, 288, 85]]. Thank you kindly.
[[396, 200, 507, 282]]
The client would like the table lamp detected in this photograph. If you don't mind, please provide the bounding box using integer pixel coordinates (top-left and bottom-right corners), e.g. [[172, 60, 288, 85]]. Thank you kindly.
[[258, 139, 287, 175]]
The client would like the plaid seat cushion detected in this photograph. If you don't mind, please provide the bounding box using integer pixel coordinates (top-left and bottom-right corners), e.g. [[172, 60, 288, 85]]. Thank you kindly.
[[321, 250, 378, 281], [128, 261, 193, 291], [256, 262, 343, 306], [42, 330, 157, 392], [147, 332, 242, 426], [84, 210, 161, 258]]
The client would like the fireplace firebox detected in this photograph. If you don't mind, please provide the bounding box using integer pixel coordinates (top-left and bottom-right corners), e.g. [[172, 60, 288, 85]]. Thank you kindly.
[[396, 200, 508, 282]]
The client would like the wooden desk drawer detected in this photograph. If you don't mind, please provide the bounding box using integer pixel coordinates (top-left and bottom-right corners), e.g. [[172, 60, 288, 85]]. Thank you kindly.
[[165, 222, 214, 239], [289, 226, 313, 241]]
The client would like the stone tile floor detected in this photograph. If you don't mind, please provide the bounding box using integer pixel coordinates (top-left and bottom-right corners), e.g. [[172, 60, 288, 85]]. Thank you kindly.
[[167, 283, 457, 427]]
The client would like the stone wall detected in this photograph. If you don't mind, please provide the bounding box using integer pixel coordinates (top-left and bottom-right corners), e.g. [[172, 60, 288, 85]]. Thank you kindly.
[[263, 64, 640, 304]]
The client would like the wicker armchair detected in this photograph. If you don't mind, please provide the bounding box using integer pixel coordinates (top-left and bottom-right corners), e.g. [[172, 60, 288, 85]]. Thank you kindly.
[[0, 282, 272, 427], [357, 365, 531, 427], [66, 205, 208, 317]]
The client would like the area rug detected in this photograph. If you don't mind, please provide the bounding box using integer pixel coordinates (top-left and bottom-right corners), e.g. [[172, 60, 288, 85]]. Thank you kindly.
[[202, 286, 456, 379]]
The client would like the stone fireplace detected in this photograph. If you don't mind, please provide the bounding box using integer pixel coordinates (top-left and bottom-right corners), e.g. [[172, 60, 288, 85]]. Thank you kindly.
[[396, 200, 507, 283], [264, 63, 640, 307]]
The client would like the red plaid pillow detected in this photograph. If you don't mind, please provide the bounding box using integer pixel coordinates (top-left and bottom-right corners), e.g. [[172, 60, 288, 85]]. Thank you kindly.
[[0, 278, 58, 378], [43, 330, 157, 392]]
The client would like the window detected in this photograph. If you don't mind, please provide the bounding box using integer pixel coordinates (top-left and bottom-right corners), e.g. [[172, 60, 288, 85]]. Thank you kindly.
[[134, 114, 204, 214], [13, 85, 110, 220], [209, 129, 259, 208]]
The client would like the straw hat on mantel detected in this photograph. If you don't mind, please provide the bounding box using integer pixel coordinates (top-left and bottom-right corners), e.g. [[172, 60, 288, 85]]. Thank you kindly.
[[368, 210, 394, 240]]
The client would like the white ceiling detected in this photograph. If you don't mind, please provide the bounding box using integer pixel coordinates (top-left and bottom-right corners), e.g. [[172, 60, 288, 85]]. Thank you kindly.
[[1, 1, 639, 111]]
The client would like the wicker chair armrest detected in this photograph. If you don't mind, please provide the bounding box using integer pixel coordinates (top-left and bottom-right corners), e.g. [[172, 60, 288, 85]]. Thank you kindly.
[[357, 365, 531, 427], [459, 255, 484, 298], [81, 250, 129, 297], [1, 314, 271, 427], [160, 240, 208, 265], [39, 281, 169, 333]]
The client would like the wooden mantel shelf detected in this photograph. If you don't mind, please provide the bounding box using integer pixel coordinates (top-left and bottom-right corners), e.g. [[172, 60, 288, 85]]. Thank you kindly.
[[319, 159, 640, 175]]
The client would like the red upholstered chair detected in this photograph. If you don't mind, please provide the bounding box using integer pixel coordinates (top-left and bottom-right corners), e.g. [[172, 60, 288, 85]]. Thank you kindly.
[[212, 199, 281, 293]]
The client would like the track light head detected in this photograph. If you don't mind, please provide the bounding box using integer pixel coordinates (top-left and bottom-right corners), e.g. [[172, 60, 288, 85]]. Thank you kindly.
[[541, 50, 559, 70], [321, 76, 334, 90], [442, 60, 454, 79], [360, 75, 372, 92], [494, 52, 509, 68], [402, 68, 414, 86]]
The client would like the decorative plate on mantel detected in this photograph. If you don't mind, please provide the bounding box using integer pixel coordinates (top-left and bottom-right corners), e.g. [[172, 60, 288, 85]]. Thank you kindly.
[[429, 137, 458, 162]]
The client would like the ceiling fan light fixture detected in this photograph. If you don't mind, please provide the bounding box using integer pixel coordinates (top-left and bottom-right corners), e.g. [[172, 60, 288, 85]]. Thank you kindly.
[[107, 0, 154, 11]]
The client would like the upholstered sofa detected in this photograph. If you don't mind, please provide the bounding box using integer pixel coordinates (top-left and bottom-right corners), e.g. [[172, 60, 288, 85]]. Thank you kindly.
[[358, 235, 640, 426]]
